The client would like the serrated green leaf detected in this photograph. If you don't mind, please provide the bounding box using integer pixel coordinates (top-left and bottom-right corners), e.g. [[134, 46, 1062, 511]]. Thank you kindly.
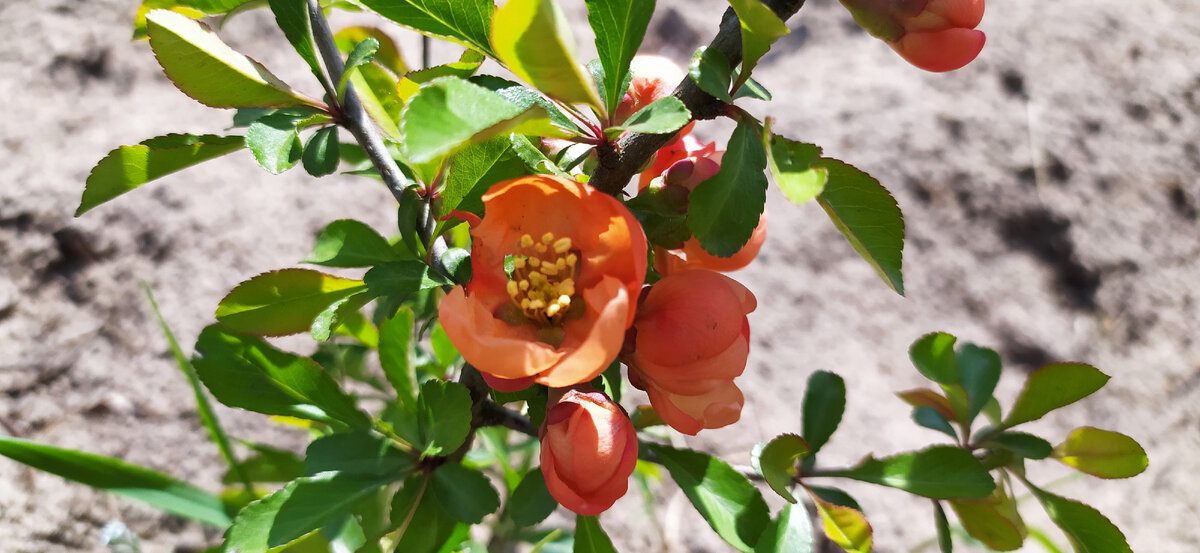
[[510, 133, 570, 177], [363, 261, 452, 299], [390, 473, 460, 553], [1053, 427, 1147, 479], [304, 219, 400, 267], [827, 446, 994, 499], [948, 482, 1026, 552], [398, 50, 487, 101], [77, 133, 243, 216], [441, 136, 528, 217], [689, 46, 734, 102], [379, 308, 417, 407], [606, 96, 691, 136], [432, 463, 500, 524], [193, 324, 369, 427], [766, 133, 826, 206], [215, 269, 367, 336], [1004, 364, 1110, 428], [802, 370, 846, 456], [302, 126, 340, 177], [476, 75, 583, 133], [912, 406, 957, 438], [305, 431, 414, 478], [358, 0, 494, 56], [909, 332, 959, 385], [988, 431, 1053, 460], [146, 10, 317, 109], [417, 380, 472, 457], [246, 110, 310, 173], [224, 443, 304, 484], [0, 436, 230, 527], [754, 434, 809, 503], [649, 444, 771, 553], [755, 503, 814, 553], [492, 0, 601, 110], [1026, 484, 1132, 553], [956, 343, 1001, 425], [509, 468, 559, 527], [816, 158, 904, 295], [807, 489, 872, 553], [575, 515, 618, 553], [688, 116, 768, 258], [337, 38, 379, 98], [585, 0, 656, 115], [726, 0, 789, 91], [267, 0, 322, 76], [335, 26, 407, 75]]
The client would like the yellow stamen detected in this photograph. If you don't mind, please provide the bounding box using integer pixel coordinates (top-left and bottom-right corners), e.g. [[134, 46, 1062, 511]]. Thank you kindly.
[[553, 237, 573, 253], [542, 232, 555, 244], [520, 234, 534, 248], [503, 230, 582, 326]]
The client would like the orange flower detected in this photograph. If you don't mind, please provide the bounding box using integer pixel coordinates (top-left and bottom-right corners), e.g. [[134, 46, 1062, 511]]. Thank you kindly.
[[842, 0, 986, 72], [438, 175, 647, 388], [625, 270, 756, 435], [540, 387, 638, 515], [615, 55, 687, 124]]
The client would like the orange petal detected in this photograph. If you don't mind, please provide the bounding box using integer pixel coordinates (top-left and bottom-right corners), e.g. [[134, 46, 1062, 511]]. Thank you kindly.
[[535, 278, 631, 388], [924, 0, 984, 29], [658, 212, 767, 274], [646, 380, 744, 435], [438, 287, 564, 380], [635, 271, 751, 366], [634, 333, 750, 394], [889, 28, 986, 72]]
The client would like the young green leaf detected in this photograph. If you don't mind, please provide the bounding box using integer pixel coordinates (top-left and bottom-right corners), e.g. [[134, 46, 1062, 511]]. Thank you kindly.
[[193, 325, 370, 427], [357, 0, 495, 56], [440, 135, 528, 217], [987, 431, 1053, 460], [267, 0, 322, 76], [575, 515, 618, 553], [303, 219, 401, 267], [816, 158, 905, 295], [802, 370, 846, 456], [753, 434, 809, 503], [439, 248, 473, 285], [649, 444, 771, 553], [912, 406, 957, 438], [1026, 483, 1132, 553], [726, 0, 789, 91], [605, 96, 691, 136], [246, 109, 311, 173], [826, 446, 994, 499], [733, 76, 772, 100], [956, 343, 1002, 426], [511, 133, 572, 177], [492, 0, 602, 110], [77, 133, 244, 216], [509, 468, 559, 527], [1003, 363, 1110, 427], [398, 50, 488, 101], [1052, 426, 1148, 479], [432, 463, 501, 524], [363, 261, 452, 299], [304, 431, 415, 477], [391, 473, 461, 553], [585, 0, 656, 114], [689, 46, 734, 103], [302, 126, 340, 177], [0, 436, 231, 527], [145, 10, 318, 109], [416, 379, 473, 457], [379, 308, 418, 407], [754, 503, 814, 553], [215, 269, 367, 336], [687, 116, 768, 258], [348, 62, 404, 140], [337, 38, 379, 98], [334, 26, 408, 75], [909, 332, 959, 385], [766, 133, 826, 207], [806, 489, 872, 553], [948, 482, 1026, 552]]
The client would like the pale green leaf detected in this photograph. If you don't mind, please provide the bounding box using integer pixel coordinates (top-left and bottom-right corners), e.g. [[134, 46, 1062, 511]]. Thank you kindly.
[[753, 433, 809, 503], [726, 0, 789, 90], [1004, 364, 1110, 427], [215, 269, 367, 336], [1053, 427, 1148, 479], [948, 482, 1026, 552], [492, 0, 601, 109], [334, 26, 408, 75], [358, 0, 495, 56], [755, 503, 814, 553], [807, 490, 872, 553], [909, 332, 959, 385], [766, 132, 825, 206]]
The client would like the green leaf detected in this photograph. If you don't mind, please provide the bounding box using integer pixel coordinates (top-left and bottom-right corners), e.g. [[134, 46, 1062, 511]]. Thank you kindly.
[[364, 261, 452, 299], [224, 471, 389, 553], [689, 46, 734, 103], [649, 444, 771, 553], [1052, 427, 1148, 479], [391, 473, 461, 553], [510, 133, 571, 177], [826, 446, 994, 499], [726, 0, 789, 91], [440, 135, 528, 217], [477, 75, 584, 133], [574, 515, 618, 553], [806, 490, 872, 553], [1004, 364, 1110, 427], [0, 436, 230, 527], [606, 96, 691, 136], [585, 0, 656, 114], [193, 325, 369, 427], [215, 269, 367, 336], [349, 62, 403, 140], [1026, 484, 1132, 553], [303, 219, 400, 268], [733, 76, 772, 100], [398, 50, 487, 101], [267, 0, 322, 76], [909, 332, 959, 385], [755, 503, 814, 553], [801, 370, 846, 456], [440, 248, 473, 285], [379, 308, 417, 407], [77, 133, 244, 216], [399, 77, 559, 164], [687, 116, 768, 257], [304, 431, 415, 477], [912, 406, 957, 438], [988, 431, 1053, 460], [934, 501, 953, 553], [338, 38, 379, 98], [956, 343, 1001, 425], [246, 109, 310, 173], [509, 468, 559, 527], [417, 380, 472, 457], [815, 158, 905, 295], [357, 0, 494, 56], [492, 0, 601, 109], [432, 463, 501, 524], [225, 443, 304, 484], [302, 126, 340, 177], [145, 10, 316, 108], [807, 486, 862, 512], [754, 434, 809, 503], [766, 133, 826, 206], [948, 482, 1026, 552], [335, 26, 408, 74]]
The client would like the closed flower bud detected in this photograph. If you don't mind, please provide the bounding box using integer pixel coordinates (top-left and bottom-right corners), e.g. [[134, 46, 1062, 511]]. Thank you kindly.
[[540, 388, 638, 515], [842, 0, 986, 72]]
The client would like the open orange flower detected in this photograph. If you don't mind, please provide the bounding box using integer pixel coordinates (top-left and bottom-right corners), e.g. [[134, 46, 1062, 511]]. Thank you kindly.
[[625, 270, 756, 435], [540, 387, 638, 515], [439, 175, 648, 388]]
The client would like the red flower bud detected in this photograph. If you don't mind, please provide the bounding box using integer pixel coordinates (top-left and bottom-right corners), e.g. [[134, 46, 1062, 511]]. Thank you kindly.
[[540, 388, 638, 515], [626, 270, 756, 435]]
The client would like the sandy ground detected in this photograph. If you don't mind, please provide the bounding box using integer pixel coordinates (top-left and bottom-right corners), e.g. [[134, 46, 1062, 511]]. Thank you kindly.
[[1, 0, 1197, 552]]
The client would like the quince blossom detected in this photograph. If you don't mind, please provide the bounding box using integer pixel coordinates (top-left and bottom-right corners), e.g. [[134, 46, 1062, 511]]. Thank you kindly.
[[842, 0, 986, 72], [540, 387, 638, 515]]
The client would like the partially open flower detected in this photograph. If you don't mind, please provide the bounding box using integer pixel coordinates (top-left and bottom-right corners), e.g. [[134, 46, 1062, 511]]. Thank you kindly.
[[540, 387, 638, 515], [842, 0, 986, 72], [625, 270, 756, 435], [439, 176, 648, 388]]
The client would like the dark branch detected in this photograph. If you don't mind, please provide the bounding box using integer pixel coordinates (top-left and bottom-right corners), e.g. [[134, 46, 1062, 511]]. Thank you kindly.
[[590, 0, 808, 196]]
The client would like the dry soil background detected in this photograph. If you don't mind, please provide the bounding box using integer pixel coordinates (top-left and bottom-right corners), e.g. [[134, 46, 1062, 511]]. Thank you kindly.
[[1, 0, 1197, 552]]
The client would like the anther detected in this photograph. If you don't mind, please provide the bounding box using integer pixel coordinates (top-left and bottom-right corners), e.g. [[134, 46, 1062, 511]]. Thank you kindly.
[[520, 234, 534, 248], [553, 237, 572, 254], [542, 232, 555, 244]]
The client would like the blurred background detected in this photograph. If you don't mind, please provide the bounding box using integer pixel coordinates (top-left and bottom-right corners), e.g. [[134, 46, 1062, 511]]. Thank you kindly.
[[1, 0, 1196, 551]]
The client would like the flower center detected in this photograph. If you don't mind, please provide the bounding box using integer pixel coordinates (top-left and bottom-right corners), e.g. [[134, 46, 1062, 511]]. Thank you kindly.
[[506, 232, 580, 326]]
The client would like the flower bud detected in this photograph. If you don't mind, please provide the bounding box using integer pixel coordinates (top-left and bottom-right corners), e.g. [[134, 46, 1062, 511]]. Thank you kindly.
[[615, 55, 687, 124], [540, 388, 638, 515], [626, 270, 756, 435], [842, 0, 986, 72]]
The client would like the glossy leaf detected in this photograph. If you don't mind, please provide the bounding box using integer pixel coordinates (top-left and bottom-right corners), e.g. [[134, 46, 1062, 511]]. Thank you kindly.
[[606, 96, 691, 136], [267, 0, 321, 76], [398, 50, 487, 101], [432, 463, 500, 524], [802, 370, 846, 456], [766, 133, 826, 206], [912, 406, 957, 438], [337, 38, 379, 98], [1053, 427, 1148, 479], [77, 133, 244, 216], [478, 75, 583, 133], [302, 126, 340, 177], [378, 308, 417, 407], [734, 76, 772, 100], [827, 446, 994, 499], [754, 434, 808, 503], [688, 117, 768, 257], [807, 486, 862, 512], [304, 431, 414, 477], [225, 443, 305, 484], [575, 515, 618, 553], [390, 473, 460, 553], [334, 26, 408, 75], [649, 444, 771, 553], [357, 0, 494, 56], [246, 109, 311, 173], [1004, 363, 1110, 427], [0, 436, 230, 527], [948, 483, 1026, 552], [348, 62, 403, 140], [807, 490, 872, 553], [193, 325, 369, 427], [726, 0, 789, 90], [689, 46, 734, 102], [440, 135, 528, 217], [956, 343, 1001, 425], [509, 468, 559, 527], [492, 0, 601, 109], [416, 379, 472, 457], [215, 269, 367, 336], [909, 332, 959, 385], [145, 10, 316, 108], [363, 260, 452, 298], [816, 158, 904, 295], [585, 0, 655, 114], [1027, 484, 1132, 553], [304, 219, 400, 267], [755, 503, 813, 553], [988, 431, 1053, 460]]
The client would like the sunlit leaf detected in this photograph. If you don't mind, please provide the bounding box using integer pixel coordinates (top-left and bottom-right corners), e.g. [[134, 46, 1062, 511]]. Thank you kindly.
[[688, 116, 768, 258], [441, 136, 528, 217], [649, 444, 770, 552], [605, 96, 691, 136], [224, 443, 304, 484], [948, 481, 1026, 551], [807, 489, 872, 553], [267, 0, 321, 76], [358, 0, 495, 56], [302, 126, 340, 177], [245, 109, 310, 173], [416, 379, 472, 457], [334, 26, 408, 75], [303, 219, 400, 268], [1004, 363, 1110, 427], [363, 261, 452, 299], [816, 158, 904, 295], [379, 308, 417, 407], [802, 370, 845, 456], [765, 130, 826, 206], [575, 515, 618, 553], [337, 37, 379, 98], [909, 332, 959, 385], [956, 343, 1001, 425], [726, 0, 789, 90], [215, 269, 367, 336], [826, 446, 994, 499], [754, 503, 813, 553], [304, 431, 414, 477], [753, 434, 809, 503], [492, 0, 601, 109], [585, 0, 656, 114], [689, 46, 734, 102], [1053, 427, 1148, 479]]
